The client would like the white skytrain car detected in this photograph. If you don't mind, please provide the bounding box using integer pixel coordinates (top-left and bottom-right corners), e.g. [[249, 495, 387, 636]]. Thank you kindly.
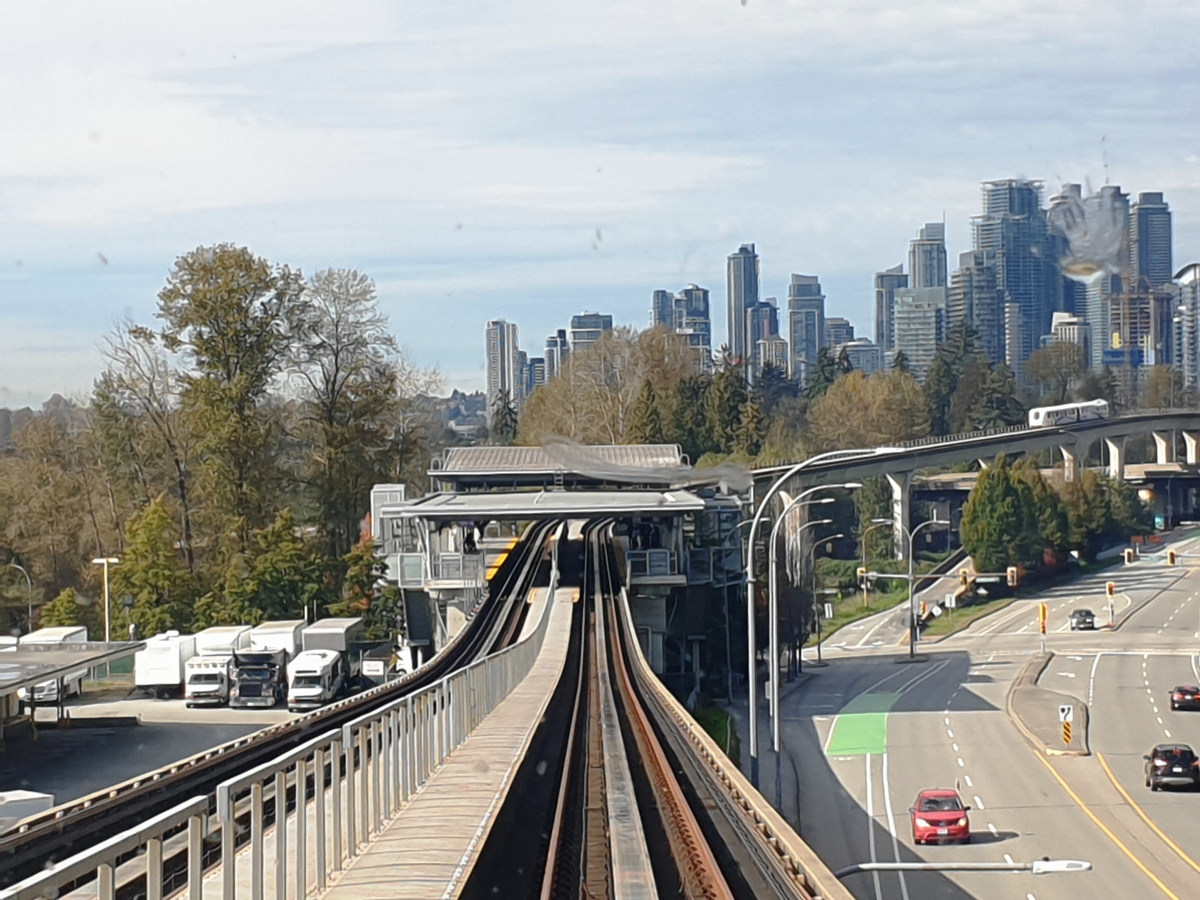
[[1027, 399, 1111, 428]]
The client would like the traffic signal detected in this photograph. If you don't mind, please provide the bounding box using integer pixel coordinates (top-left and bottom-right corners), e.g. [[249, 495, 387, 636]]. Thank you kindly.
[[1038, 602, 1048, 635], [1106, 581, 1115, 598], [857, 566, 867, 586], [959, 568, 969, 587], [1006, 566, 1018, 588], [1169, 549, 1178, 566], [920, 601, 927, 618], [1125, 548, 1135, 564]]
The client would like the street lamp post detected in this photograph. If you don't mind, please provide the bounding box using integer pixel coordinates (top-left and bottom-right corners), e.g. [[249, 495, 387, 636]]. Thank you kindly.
[[91, 557, 119, 643], [860, 518, 893, 608], [809, 533, 844, 667], [745, 462, 871, 788], [2, 563, 33, 632], [901, 518, 946, 659], [720, 520, 755, 702]]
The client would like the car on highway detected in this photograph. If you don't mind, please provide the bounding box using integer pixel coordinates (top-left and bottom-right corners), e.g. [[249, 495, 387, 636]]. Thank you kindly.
[[1068, 608, 1096, 631], [1170, 685, 1200, 711], [909, 789, 971, 844], [1144, 743, 1200, 790]]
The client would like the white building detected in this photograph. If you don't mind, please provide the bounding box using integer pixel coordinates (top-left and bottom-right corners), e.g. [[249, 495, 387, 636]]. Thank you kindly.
[[1050, 311, 1091, 363], [836, 338, 883, 375], [485, 319, 521, 423], [891, 287, 946, 381]]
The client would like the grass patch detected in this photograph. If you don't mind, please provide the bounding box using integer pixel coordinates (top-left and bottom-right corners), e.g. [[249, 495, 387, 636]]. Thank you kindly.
[[808, 559, 946, 647], [692, 705, 740, 763], [922, 597, 1013, 638]]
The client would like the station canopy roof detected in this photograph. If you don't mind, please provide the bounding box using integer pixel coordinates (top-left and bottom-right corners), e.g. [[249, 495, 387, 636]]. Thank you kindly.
[[0, 642, 144, 701], [392, 489, 708, 521], [430, 443, 691, 490]]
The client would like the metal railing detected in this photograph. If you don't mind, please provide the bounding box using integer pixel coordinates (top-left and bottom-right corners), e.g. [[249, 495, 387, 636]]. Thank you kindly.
[[396, 551, 487, 588], [0, 795, 208, 900], [210, 570, 557, 899], [628, 548, 677, 578]]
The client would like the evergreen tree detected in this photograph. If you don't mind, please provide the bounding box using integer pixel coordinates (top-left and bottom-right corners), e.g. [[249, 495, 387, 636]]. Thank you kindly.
[[732, 396, 766, 456], [960, 454, 1043, 573], [803, 346, 839, 402], [925, 321, 979, 435], [891, 349, 912, 373], [328, 534, 393, 640], [1014, 459, 1069, 562], [672, 376, 713, 461], [1076, 365, 1119, 408], [754, 364, 799, 416], [836, 344, 854, 375], [704, 365, 748, 454], [628, 379, 667, 444], [110, 497, 197, 635], [490, 390, 519, 445]]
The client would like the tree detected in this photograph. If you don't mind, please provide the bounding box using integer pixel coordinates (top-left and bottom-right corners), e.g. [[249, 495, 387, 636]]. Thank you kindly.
[[1139, 366, 1180, 410], [948, 358, 1026, 433], [891, 349, 911, 374], [672, 375, 713, 461], [704, 364, 748, 453], [855, 477, 894, 561], [807, 370, 930, 451], [109, 497, 198, 636], [925, 321, 979, 435], [1076, 366, 1118, 408], [1026, 342, 1086, 405], [803, 346, 839, 402], [754, 364, 799, 417], [490, 391, 519, 445], [627, 379, 667, 444], [732, 396, 766, 456], [328, 534, 394, 640], [1014, 459, 1069, 563], [40, 587, 102, 635], [960, 454, 1042, 573], [158, 245, 305, 549], [835, 345, 854, 375], [291, 269, 408, 561]]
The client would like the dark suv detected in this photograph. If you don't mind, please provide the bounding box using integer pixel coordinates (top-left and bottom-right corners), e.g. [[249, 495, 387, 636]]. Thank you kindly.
[[1068, 609, 1095, 631], [1144, 744, 1200, 790]]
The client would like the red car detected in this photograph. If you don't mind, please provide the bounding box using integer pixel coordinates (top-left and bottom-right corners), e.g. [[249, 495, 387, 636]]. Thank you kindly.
[[910, 789, 971, 845]]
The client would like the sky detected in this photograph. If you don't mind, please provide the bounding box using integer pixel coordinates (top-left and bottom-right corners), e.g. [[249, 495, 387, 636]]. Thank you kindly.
[[2, 1, 1199, 407]]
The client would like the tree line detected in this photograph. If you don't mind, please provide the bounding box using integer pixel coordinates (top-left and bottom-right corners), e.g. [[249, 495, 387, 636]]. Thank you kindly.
[[0, 245, 440, 637]]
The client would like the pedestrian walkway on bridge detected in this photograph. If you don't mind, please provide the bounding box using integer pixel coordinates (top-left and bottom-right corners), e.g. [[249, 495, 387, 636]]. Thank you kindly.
[[312, 586, 574, 899]]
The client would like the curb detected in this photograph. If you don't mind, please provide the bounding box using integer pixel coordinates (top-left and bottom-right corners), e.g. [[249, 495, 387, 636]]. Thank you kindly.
[[1005, 652, 1090, 757]]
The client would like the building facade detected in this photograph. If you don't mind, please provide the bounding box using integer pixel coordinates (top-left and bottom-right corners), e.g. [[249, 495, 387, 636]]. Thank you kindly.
[[569, 312, 612, 354], [836, 338, 882, 375], [874, 264, 908, 353], [947, 249, 1004, 363], [787, 274, 825, 384], [485, 319, 521, 423], [891, 287, 946, 381], [544, 329, 569, 380], [908, 222, 948, 289], [1131, 192, 1173, 289], [824, 317, 854, 347], [726, 244, 760, 366]]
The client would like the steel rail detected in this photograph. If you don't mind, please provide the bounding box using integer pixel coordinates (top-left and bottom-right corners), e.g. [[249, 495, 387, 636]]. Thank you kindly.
[[0, 520, 558, 888]]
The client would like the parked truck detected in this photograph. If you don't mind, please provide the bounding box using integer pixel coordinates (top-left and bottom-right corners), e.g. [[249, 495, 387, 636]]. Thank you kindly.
[[134, 631, 197, 698], [184, 654, 234, 707], [17, 626, 88, 704], [229, 648, 289, 708], [286, 618, 364, 712]]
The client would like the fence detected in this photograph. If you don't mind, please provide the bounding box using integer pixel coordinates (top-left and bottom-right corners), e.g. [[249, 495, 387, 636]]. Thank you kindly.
[[0, 795, 208, 900], [627, 548, 677, 579], [1, 572, 558, 900]]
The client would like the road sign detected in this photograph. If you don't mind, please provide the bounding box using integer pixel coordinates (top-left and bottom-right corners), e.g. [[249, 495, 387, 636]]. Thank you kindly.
[[1063, 722, 1072, 745], [1059, 704, 1074, 723], [824, 603, 834, 620], [931, 605, 943, 617], [945, 593, 957, 610]]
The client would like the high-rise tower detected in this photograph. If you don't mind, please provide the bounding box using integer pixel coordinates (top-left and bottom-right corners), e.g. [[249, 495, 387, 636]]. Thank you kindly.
[[787, 274, 825, 384], [1131, 192, 1173, 289], [726, 244, 760, 365], [874, 264, 908, 352], [908, 223, 948, 289], [485, 319, 521, 423]]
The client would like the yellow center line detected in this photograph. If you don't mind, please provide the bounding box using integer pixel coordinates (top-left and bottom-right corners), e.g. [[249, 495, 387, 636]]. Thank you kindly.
[[1097, 752, 1200, 877], [1032, 751, 1181, 900]]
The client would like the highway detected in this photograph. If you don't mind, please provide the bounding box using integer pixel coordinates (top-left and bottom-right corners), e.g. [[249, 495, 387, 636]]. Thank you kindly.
[[751, 534, 1200, 900]]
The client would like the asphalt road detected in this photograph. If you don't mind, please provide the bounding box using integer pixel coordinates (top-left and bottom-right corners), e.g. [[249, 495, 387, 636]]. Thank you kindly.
[[742, 532, 1200, 900]]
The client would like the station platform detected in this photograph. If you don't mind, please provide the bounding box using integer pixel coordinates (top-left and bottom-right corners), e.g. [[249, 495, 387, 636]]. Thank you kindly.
[[316, 585, 576, 899]]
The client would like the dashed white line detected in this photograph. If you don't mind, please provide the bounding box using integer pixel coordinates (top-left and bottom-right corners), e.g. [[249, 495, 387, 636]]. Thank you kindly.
[[964, 775, 974, 788], [953, 743, 960, 753], [947, 729, 954, 738], [880, 753, 910, 900], [957, 757, 965, 767], [974, 794, 985, 809], [988, 822, 998, 836], [1004, 853, 1015, 865]]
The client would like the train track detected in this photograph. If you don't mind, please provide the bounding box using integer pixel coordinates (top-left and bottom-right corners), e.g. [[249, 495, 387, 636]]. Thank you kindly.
[[465, 525, 847, 900], [0, 521, 558, 888]]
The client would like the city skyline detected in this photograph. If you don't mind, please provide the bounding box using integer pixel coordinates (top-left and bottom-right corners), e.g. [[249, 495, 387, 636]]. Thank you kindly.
[[3, 2, 1200, 407]]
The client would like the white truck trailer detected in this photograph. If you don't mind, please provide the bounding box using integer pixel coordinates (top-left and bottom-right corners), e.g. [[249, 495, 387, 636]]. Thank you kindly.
[[17, 626, 88, 703], [193, 625, 252, 657], [184, 654, 234, 707], [0, 791, 56, 835], [249, 620, 305, 658], [134, 631, 197, 698]]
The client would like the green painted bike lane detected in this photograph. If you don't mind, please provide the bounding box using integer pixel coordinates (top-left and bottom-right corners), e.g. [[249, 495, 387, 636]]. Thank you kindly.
[[825, 692, 901, 756]]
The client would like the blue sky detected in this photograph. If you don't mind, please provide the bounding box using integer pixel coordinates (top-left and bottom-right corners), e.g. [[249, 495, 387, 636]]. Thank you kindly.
[[3, 1, 1199, 406]]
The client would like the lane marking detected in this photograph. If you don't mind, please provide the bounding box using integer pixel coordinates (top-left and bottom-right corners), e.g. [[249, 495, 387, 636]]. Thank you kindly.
[[1033, 751, 1181, 900], [865, 754, 882, 900], [964, 775, 973, 788], [957, 757, 965, 767], [1097, 752, 1200, 877], [973, 794, 985, 809], [988, 822, 998, 836], [881, 752, 910, 900]]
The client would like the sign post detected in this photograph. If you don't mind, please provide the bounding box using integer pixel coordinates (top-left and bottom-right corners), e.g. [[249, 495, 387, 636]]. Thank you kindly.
[[1059, 704, 1074, 745]]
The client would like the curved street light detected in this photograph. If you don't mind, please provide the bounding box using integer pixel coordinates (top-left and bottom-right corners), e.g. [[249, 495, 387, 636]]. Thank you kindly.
[[896, 517, 946, 658], [2, 563, 33, 632]]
